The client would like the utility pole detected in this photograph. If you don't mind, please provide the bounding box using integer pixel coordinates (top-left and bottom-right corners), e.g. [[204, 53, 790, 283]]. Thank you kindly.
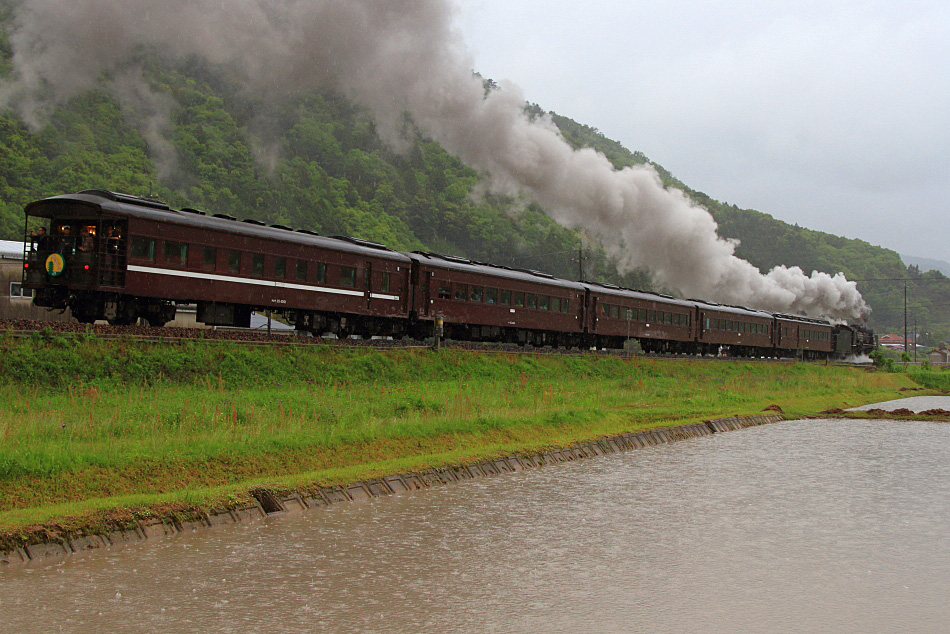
[[914, 318, 917, 363], [577, 243, 585, 281], [904, 280, 908, 355]]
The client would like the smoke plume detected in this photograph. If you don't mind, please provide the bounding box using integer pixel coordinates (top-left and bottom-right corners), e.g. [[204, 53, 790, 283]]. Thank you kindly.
[[0, 0, 869, 321]]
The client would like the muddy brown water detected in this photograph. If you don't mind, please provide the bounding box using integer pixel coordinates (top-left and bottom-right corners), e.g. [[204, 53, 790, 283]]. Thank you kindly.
[[3, 413, 950, 633], [848, 395, 950, 412]]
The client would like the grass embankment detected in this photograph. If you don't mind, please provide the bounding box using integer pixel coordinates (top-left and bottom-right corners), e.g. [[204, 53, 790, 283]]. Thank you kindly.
[[0, 331, 926, 544]]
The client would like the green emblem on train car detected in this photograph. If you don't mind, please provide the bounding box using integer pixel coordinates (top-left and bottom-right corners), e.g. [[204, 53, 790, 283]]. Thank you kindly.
[[45, 253, 65, 277]]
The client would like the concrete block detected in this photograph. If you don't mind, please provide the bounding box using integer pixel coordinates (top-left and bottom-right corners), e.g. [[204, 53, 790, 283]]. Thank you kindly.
[[505, 457, 524, 471], [0, 548, 29, 565], [25, 541, 70, 560], [419, 470, 442, 486], [206, 511, 237, 527], [384, 476, 410, 493], [140, 520, 177, 539], [302, 492, 330, 507], [321, 487, 351, 503], [366, 480, 392, 497], [435, 470, 458, 485], [443, 467, 464, 481], [346, 483, 371, 501], [69, 535, 109, 553], [280, 494, 307, 511], [233, 503, 266, 520], [401, 474, 427, 489], [175, 519, 209, 533], [106, 528, 143, 546]]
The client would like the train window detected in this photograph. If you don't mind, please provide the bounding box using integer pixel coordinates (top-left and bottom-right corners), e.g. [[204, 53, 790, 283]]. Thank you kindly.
[[638, 308, 647, 321], [470, 286, 483, 302], [601, 304, 610, 317], [275, 257, 286, 278], [130, 237, 155, 262], [296, 260, 307, 281], [610, 305, 620, 318], [203, 246, 217, 268], [364, 268, 371, 289], [562, 299, 569, 313], [500, 289, 512, 305], [316, 263, 327, 283], [540, 295, 550, 310], [252, 254, 265, 277], [340, 266, 356, 287], [514, 291, 525, 307], [228, 250, 242, 273], [381, 272, 391, 294], [705, 317, 711, 329], [455, 284, 468, 300], [650, 310, 657, 323], [437, 282, 451, 299], [164, 241, 188, 266], [486, 288, 498, 304], [551, 297, 561, 312], [527, 294, 538, 309], [673, 313, 680, 325]]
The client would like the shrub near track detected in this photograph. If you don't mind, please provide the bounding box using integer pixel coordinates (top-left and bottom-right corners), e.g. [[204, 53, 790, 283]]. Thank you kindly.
[[0, 333, 921, 535]]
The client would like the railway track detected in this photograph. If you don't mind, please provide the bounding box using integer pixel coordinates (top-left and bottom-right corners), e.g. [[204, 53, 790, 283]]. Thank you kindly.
[[0, 318, 843, 363]]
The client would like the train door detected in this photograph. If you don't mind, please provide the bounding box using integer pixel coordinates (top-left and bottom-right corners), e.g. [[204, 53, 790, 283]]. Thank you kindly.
[[589, 295, 598, 333], [364, 261, 372, 310], [418, 269, 431, 317], [97, 220, 127, 288]]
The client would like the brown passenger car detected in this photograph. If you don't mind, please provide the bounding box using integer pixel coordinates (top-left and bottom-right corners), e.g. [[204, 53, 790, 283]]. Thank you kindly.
[[695, 301, 774, 355], [584, 283, 696, 352], [23, 190, 412, 335], [773, 314, 834, 358], [408, 252, 586, 346]]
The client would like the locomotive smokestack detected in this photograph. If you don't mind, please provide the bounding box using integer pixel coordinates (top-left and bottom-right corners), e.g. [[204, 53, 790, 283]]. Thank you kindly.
[[0, 0, 869, 321]]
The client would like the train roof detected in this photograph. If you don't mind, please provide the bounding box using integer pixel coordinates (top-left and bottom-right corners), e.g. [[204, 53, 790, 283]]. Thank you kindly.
[[582, 281, 697, 309], [686, 299, 776, 319], [771, 312, 833, 327], [408, 251, 588, 291], [25, 190, 413, 264]]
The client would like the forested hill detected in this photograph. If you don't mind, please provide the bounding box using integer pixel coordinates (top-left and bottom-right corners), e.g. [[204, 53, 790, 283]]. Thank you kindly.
[[0, 20, 947, 343]]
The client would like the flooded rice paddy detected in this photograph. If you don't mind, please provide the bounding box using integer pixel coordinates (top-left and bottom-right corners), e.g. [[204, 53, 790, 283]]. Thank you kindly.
[[3, 402, 950, 633]]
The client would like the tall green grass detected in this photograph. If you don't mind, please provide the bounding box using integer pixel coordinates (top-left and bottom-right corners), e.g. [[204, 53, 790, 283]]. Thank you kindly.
[[0, 334, 920, 528]]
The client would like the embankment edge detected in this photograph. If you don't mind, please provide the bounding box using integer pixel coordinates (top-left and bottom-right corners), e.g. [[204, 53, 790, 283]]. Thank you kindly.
[[0, 413, 784, 568]]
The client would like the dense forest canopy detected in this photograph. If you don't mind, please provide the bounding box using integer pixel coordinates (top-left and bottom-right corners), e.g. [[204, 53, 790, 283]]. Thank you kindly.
[[0, 12, 947, 344]]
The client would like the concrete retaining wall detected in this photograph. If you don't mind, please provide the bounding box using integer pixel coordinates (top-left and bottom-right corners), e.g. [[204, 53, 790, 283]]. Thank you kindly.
[[0, 413, 785, 567]]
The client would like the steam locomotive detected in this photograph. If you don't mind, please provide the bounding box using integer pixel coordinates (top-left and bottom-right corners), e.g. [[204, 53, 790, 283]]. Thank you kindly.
[[21, 190, 876, 359]]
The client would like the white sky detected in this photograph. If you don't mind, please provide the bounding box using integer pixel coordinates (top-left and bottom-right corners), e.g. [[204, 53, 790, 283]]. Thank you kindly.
[[454, 0, 950, 262]]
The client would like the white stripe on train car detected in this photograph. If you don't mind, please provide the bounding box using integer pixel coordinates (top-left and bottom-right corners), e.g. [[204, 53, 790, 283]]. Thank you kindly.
[[127, 265, 399, 301]]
